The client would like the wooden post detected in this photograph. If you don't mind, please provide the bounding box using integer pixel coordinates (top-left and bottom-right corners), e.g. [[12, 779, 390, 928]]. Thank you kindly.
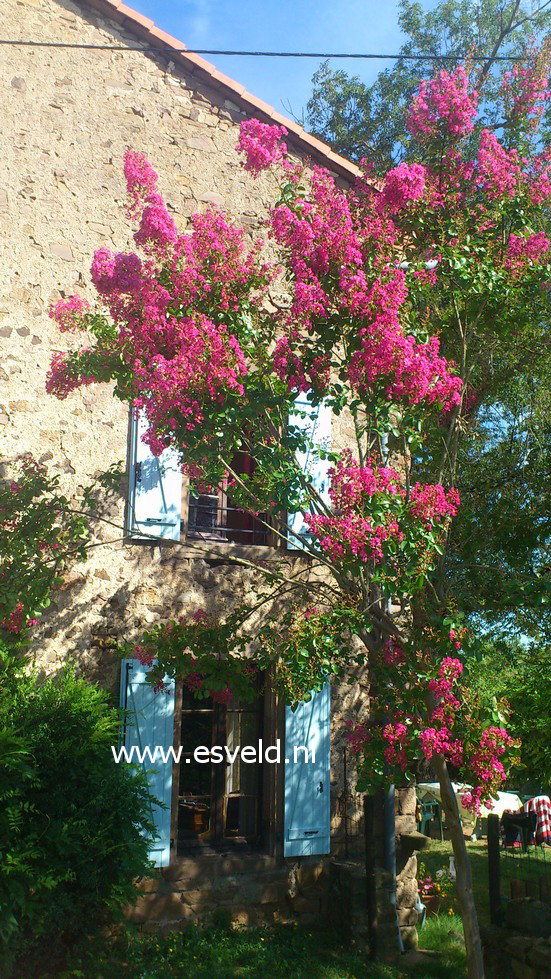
[[488, 814, 501, 925], [364, 795, 378, 960]]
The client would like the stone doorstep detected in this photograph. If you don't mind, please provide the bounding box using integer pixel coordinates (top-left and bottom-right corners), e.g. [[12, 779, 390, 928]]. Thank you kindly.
[[400, 949, 442, 971], [163, 854, 272, 882]]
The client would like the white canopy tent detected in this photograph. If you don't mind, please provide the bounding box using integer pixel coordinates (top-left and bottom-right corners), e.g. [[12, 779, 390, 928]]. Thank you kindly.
[[417, 782, 522, 836]]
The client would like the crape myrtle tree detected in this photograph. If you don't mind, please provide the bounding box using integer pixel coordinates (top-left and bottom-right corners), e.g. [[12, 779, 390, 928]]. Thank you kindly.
[[46, 51, 550, 978]]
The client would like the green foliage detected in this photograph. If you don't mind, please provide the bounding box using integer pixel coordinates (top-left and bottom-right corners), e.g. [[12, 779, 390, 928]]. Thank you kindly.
[[465, 639, 551, 788], [119, 609, 260, 702], [0, 666, 154, 976], [306, 0, 551, 168], [0, 455, 124, 654], [257, 603, 362, 705]]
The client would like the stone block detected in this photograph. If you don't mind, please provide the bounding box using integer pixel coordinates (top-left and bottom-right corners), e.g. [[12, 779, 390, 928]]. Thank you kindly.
[[397, 855, 417, 881], [397, 878, 418, 907], [505, 935, 535, 959], [259, 883, 288, 904], [396, 787, 417, 816], [49, 242, 73, 261], [290, 895, 321, 914], [135, 876, 160, 894], [180, 889, 210, 909], [395, 814, 417, 836], [185, 135, 215, 151], [198, 191, 224, 205], [400, 925, 419, 950], [397, 907, 419, 926], [506, 900, 551, 938], [126, 892, 184, 923], [527, 940, 551, 971], [511, 960, 537, 979]]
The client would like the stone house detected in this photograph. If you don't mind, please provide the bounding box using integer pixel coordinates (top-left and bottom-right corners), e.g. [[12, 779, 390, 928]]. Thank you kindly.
[[1, 0, 419, 950]]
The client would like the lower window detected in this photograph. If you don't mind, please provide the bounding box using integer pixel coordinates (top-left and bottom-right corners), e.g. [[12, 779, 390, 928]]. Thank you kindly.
[[177, 684, 263, 850]]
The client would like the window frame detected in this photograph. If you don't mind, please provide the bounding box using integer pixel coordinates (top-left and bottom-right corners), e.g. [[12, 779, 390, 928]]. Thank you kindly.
[[171, 679, 271, 855]]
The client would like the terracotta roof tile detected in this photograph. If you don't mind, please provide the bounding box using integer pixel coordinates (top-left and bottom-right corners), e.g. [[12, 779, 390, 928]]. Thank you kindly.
[[80, 0, 361, 181]]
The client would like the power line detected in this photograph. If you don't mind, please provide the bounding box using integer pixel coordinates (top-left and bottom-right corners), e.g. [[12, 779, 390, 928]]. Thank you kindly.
[[0, 39, 530, 61]]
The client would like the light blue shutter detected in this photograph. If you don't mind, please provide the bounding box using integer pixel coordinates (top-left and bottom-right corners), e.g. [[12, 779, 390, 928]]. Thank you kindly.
[[284, 684, 331, 856], [127, 409, 182, 541], [120, 658, 175, 868], [287, 397, 332, 550]]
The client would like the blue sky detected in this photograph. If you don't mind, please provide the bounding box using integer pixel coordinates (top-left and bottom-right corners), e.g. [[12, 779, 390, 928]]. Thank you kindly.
[[126, 0, 409, 120]]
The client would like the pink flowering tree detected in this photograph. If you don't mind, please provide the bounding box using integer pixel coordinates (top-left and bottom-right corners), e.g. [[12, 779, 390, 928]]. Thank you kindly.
[[46, 48, 550, 977]]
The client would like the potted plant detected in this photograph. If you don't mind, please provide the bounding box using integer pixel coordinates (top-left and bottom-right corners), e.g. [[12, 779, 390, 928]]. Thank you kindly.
[[418, 862, 457, 916]]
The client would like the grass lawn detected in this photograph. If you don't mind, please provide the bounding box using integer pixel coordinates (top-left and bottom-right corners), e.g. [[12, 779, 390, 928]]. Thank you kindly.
[[420, 836, 550, 928], [68, 919, 466, 979]]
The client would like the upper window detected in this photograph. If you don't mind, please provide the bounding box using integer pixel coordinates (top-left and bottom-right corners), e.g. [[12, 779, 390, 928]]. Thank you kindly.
[[127, 410, 269, 546], [187, 449, 269, 546]]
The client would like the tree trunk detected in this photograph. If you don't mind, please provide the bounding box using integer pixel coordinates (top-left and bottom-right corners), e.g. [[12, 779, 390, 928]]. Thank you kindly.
[[433, 753, 485, 979]]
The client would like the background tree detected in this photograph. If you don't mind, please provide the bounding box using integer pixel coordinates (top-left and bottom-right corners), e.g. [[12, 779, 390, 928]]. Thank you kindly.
[[306, 0, 551, 169], [465, 638, 551, 788]]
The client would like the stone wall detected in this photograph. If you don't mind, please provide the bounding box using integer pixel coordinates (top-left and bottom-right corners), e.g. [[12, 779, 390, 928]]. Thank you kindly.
[[129, 854, 330, 933], [482, 899, 551, 978], [2, 0, 417, 941], [0, 0, 369, 853]]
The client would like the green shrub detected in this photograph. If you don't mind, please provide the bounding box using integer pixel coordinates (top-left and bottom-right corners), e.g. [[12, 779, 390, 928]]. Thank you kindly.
[[0, 664, 154, 976]]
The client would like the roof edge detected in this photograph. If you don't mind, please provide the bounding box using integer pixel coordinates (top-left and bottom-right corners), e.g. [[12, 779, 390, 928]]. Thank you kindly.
[[78, 0, 362, 182]]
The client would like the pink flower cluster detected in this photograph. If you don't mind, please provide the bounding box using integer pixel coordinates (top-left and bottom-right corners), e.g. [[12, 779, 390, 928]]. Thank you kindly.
[[327, 450, 403, 510], [409, 483, 460, 526], [383, 639, 406, 666], [419, 725, 464, 767], [185, 671, 204, 692], [504, 232, 550, 276], [49, 295, 90, 332], [173, 207, 270, 314], [305, 451, 406, 565], [383, 720, 409, 769], [210, 687, 233, 704], [307, 510, 403, 564], [49, 156, 272, 457], [381, 163, 428, 212], [235, 142, 462, 412], [503, 59, 550, 124], [124, 149, 159, 220], [91, 248, 143, 296], [134, 193, 178, 255], [273, 336, 330, 394], [348, 323, 463, 411], [345, 720, 369, 754], [477, 130, 520, 200], [407, 67, 478, 140], [528, 150, 551, 205], [134, 643, 156, 667], [428, 657, 464, 725], [133, 313, 248, 454], [0, 601, 39, 634], [463, 727, 514, 814], [45, 352, 97, 400], [237, 118, 288, 175]]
